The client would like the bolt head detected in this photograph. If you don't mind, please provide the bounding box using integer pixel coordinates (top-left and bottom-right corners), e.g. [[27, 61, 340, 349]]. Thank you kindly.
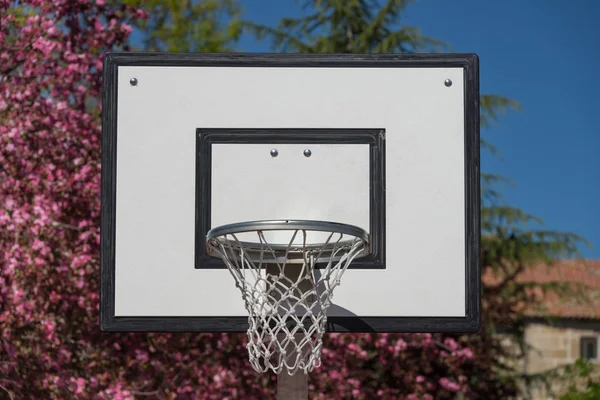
[[444, 79, 452, 87], [270, 148, 279, 157], [303, 149, 312, 157], [130, 77, 138, 86]]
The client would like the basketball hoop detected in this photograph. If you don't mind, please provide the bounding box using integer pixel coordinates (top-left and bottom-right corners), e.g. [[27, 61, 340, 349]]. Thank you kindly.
[[206, 220, 369, 375]]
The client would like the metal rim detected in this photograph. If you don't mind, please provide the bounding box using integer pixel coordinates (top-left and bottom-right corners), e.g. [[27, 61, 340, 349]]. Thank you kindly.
[[206, 220, 369, 243]]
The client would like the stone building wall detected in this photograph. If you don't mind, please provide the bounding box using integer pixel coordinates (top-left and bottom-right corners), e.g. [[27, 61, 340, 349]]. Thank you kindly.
[[521, 320, 600, 399]]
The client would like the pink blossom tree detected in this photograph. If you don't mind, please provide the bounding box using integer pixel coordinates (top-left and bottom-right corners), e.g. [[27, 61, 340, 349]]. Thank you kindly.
[[1, 0, 520, 398], [0, 1, 272, 399]]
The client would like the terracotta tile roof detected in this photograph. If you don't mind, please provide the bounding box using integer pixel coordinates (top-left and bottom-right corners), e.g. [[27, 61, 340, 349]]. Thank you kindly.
[[484, 260, 600, 319]]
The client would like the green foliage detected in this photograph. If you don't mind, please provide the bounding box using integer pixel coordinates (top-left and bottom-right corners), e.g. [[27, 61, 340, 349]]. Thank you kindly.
[[560, 359, 600, 400], [1, 4, 31, 47], [480, 94, 521, 156], [481, 94, 521, 128], [562, 382, 600, 400], [247, 0, 445, 53], [123, 0, 243, 52]]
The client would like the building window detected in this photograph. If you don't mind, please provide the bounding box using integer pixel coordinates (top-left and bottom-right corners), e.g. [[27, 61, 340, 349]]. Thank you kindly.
[[580, 337, 598, 360]]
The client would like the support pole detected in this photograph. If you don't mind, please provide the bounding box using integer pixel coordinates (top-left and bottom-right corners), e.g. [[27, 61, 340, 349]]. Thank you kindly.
[[277, 370, 308, 400], [267, 263, 311, 400]]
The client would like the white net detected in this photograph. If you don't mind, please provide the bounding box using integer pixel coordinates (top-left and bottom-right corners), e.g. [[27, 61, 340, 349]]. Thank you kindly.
[[206, 224, 368, 375]]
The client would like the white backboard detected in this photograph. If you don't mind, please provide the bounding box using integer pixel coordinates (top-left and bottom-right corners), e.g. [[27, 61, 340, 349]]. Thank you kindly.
[[100, 53, 480, 332]]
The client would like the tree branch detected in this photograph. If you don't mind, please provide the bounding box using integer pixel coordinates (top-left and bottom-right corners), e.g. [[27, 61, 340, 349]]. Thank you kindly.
[[131, 390, 160, 396], [0, 383, 14, 400]]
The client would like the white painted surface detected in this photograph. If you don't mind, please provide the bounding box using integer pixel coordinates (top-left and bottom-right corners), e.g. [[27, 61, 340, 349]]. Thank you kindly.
[[212, 143, 370, 245], [114, 66, 466, 317]]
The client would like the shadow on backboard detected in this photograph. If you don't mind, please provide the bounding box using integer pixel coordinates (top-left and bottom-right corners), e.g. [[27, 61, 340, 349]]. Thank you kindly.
[[312, 269, 377, 333]]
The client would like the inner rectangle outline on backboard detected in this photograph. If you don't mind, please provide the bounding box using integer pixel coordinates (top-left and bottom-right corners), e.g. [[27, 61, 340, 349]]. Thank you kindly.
[[194, 128, 386, 270]]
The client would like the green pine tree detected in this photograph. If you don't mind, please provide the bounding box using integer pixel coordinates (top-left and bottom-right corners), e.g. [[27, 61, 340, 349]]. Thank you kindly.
[[123, 0, 243, 52], [247, 0, 443, 53]]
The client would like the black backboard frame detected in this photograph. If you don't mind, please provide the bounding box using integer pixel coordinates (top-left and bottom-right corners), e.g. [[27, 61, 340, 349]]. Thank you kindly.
[[100, 52, 480, 333]]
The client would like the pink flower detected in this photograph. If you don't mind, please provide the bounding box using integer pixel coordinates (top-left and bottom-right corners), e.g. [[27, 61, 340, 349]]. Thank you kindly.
[[439, 377, 461, 392], [49, 291, 60, 303], [135, 350, 149, 363], [421, 333, 432, 345], [456, 347, 474, 360], [32, 37, 56, 56], [47, 26, 59, 37], [393, 338, 407, 355], [416, 375, 425, 383], [135, 9, 148, 19], [347, 343, 360, 353], [444, 337, 459, 351], [71, 377, 85, 394], [42, 320, 55, 339], [120, 23, 133, 35]]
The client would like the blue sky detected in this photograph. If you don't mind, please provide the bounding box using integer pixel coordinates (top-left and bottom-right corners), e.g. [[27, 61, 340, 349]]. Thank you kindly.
[[236, 0, 600, 258]]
